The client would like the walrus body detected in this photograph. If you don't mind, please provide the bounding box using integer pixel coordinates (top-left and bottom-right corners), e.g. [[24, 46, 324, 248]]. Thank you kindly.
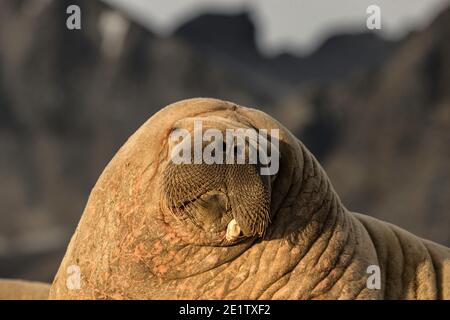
[[0, 279, 50, 300], [49, 98, 449, 299]]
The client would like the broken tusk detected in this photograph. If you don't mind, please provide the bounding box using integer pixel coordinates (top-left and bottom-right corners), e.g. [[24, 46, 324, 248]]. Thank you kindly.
[[226, 219, 241, 241]]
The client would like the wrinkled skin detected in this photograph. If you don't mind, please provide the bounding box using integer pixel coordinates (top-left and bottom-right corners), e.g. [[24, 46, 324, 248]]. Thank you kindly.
[[49, 98, 449, 299]]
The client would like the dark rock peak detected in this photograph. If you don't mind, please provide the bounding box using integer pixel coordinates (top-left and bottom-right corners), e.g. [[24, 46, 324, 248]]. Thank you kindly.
[[173, 11, 258, 54], [315, 32, 393, 56], [428, 5, 450, 32], [172, 11, 396, 84]]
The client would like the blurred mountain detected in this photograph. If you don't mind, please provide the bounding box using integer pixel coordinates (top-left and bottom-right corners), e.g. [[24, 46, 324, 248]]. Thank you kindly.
[[0, 0, 448, 282], [174, 12, 396, 84]]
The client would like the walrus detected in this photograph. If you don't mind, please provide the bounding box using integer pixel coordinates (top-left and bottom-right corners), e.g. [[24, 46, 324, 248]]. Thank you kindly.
[[47, 98, 449, 300], [0, 279, 50, 300]]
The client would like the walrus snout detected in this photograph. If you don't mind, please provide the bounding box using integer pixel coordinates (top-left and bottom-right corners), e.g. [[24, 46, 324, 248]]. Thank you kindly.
[[162, 161, 271, 240], [161, 115, 273, 240]]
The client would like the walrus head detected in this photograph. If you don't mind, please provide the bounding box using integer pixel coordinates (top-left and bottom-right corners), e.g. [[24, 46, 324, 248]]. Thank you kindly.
[[49, 98, 375, 300]]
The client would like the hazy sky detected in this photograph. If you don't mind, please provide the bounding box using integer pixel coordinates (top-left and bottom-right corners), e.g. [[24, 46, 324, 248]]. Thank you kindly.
[[104, 0, 450, 55]]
